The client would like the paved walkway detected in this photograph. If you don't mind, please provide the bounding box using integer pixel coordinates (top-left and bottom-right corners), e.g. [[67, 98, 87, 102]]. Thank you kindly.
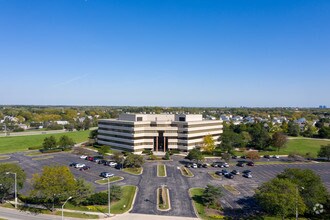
[[110, 213, 199, 220]]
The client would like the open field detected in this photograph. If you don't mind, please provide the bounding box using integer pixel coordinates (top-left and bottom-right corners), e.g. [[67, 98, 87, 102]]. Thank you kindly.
[[236, 137, 330, 156], [0, 130, 90, 154]]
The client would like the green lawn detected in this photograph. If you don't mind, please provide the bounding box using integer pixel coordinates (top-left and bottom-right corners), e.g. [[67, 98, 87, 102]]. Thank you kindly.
[[157, 164, 166, 177], [0, 130, 90, 154], [63, 185, 137, 214], [235, 137, 330, 156], [122, 167, 143, 175], [95, 176, 124, 184], [55, 211, 99, 219], [189, 188, 224, 220], [180, 166, 194, 177]]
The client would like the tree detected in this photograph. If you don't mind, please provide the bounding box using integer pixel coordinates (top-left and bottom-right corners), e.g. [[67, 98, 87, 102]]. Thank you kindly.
[[163, 152, 170, 160], [271, 132, 288, 152], [288, 121, 300, 137], [58, 135, 75, 149], [89, 129, 98, 140], [201, 185, 223, 208], [248, 123, 271, 150], [246, 151, 260, 161], [221, 152, 230, 163], [30, 166, 77, 211], [318, 144, 330, 160], [123, 154, 145, 168], [71, 179, 94, 205], [302, 125, 316, 138], [98, 146, 110, 156], [255, 178, 306, 220], [0, 164, 26, 203], [318, 126, 330, 139], [112, 151, 124, 164], [202, 135, 215, 154], [42, 136, 57, 150], [220, 129, 243, 153], [277, 168, 329, 214], [186, 148, 204, 163]]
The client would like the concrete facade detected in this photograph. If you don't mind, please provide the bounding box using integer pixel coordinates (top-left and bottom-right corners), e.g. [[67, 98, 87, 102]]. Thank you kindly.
[[97, 113, 223, 152]]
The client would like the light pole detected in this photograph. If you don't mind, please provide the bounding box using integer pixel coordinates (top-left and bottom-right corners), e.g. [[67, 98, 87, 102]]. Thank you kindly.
[[5, 172, 17, 208], [107, 177, 111, 217], [296, 186, 304, 220], [62, 196, 72, 220]]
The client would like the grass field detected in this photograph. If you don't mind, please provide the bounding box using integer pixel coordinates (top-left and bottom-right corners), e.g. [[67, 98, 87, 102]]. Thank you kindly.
[[189, 188, 224, 220], [122, 167, 143, 175], [157, 164, 166, 177], [64, 185, 137, 214], [95, 176, 124, 184], [236, 137, 330, 156], [0, 130, 90, 154]]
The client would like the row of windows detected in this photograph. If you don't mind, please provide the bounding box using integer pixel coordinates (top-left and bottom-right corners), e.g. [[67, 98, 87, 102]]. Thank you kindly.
[[178, 128, 222, 134], [98, 138, 153, 146], [181, 123, 222, 128], [178, 133, 220, 140], [99, 127, 177, 134], [99, 122, 134, 127], [98, 132, 178, 141]]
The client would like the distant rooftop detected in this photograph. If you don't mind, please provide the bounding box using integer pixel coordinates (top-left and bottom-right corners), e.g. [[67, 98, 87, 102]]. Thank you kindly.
[[117, 113, 203, 122]]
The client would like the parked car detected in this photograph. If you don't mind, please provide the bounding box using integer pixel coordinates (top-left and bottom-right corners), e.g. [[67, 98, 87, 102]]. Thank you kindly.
[[69, 162, 78, 167], [231, 170, 240, 175], [221, 169, 229, 175], [272, 155, 280, 159], [191, 163, 198, 168], [225, 173, 234, 179], [236, 162, 245, 167], [232, 155, 238, 159], [202, 163, 209, 168], [263, 155, 270, 159], [80, 155, 88, 159], [222, 162, 229, 168], [185, 163, 191, 168], [79, 166, 90, 171], [243, 173, 252, 178], [108, 161, 117, 167], [247, 161, 254, 166], [242, 170, 252, 174], [86, 156, 94, 161], [215, 171, 222, 176], [100, 172, 114, 178], [75, 163, 86, 168], [197, 163, 203, 168], [240, 155, 247, 159]]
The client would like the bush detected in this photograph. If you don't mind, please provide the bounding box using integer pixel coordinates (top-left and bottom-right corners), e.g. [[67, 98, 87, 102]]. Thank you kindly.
[[169, 149, 180, 155], [28, 146, 42, 150], [149, 155, 158, 160], [39, 148, 63, 153], [163, 152, 170, 160], [84, 186, 122, 205], [142, 149, 152, 154]]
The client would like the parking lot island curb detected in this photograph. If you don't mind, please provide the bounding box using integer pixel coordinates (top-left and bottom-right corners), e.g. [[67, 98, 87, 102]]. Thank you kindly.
[[127, 186, 139, 213], [157, 164, 167, 177], [188, 188, 201, 219], [156, 187, 171, 211]]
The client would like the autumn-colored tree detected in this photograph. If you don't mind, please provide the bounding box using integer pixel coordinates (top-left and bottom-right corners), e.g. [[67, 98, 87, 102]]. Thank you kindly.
[[202, 135, 215, 154], [271, 132, 288, 152], [246, 151, 260, 161]]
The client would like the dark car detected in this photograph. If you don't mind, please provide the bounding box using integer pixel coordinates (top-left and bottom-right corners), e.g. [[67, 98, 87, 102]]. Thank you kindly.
[[79, 166, 90, 171], [69, 162, 78, 167], [243, 173, 252, 178], [98, 159, 108, 165], [236, 162, 245, 167], [231, 170, 240, 175], [263, 155, 270, 159], [185, 163, 191, 168], [225, 173, 234, 179], [247, 161, 254, 166], [240, 155, 247, 159], [232, 155, 238, 159], [215, 171, 222, 176], [242, 170, 252, 174], [222, 169, 229, 175], [197, 163, 203, 168], [202, 163, 208, 168]]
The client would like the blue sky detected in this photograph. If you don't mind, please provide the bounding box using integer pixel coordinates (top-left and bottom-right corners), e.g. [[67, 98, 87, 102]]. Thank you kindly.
[[0, 0, 329, 107]]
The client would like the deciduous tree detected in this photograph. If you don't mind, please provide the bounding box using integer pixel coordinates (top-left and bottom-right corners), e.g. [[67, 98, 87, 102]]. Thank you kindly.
[[42, 136, 57, 150], [187, 148, 204, 163], [201, 185, 223, 208], [271, 132, 288, 152], [202, 135, 215, 154], [318, 144, 330, 161], [123, 154, 144, 168]]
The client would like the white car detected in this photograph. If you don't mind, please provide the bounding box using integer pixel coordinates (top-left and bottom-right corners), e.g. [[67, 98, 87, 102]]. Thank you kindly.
[[100, 172, 114, 178], [223, 163, 229, 168], [108, 162, 117, 167], [243, 173, 252, 178], [80, 155, 88, 159], [272, 155, 280, 159], [191, 163, 198, 168], [75, 163, 86, 168]]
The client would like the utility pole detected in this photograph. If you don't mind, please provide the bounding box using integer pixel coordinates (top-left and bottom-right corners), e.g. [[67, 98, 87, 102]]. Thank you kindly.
[[108, 177, 111, 217], [62, 196, 72, 220]]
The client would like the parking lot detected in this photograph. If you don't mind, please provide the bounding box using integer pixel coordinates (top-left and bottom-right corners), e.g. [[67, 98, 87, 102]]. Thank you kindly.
[[1, 152, 330, 218]]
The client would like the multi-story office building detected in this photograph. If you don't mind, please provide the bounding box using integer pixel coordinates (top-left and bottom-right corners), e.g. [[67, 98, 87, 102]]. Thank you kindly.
[[97, 113, 223, 152]]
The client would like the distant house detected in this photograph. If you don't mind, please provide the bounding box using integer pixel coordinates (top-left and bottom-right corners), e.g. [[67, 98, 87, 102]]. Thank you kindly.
[[17, 124, 28, 130], [56, 120, 69, 125]]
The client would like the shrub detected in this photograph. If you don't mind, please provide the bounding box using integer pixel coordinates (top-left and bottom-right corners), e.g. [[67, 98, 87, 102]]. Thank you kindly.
[[39, 148, 63, 153], [84, 186, 122, 205], [163, 152, 170, 160]]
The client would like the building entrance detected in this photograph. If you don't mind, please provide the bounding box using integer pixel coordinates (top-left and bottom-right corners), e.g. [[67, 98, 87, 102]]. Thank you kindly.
[[153, 131, 168, 152]]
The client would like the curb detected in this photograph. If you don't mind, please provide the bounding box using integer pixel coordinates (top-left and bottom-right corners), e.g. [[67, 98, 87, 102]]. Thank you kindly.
[[156, 187, 171, 212], [157, 164, 167, 177]]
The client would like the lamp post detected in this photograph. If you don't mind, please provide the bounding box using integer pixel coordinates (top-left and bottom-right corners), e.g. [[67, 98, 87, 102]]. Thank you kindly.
[[107, 177, 111, 217], [62, 196, 72, 220], [5, 172, 17, 208], [296, 186, 304, 220]]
